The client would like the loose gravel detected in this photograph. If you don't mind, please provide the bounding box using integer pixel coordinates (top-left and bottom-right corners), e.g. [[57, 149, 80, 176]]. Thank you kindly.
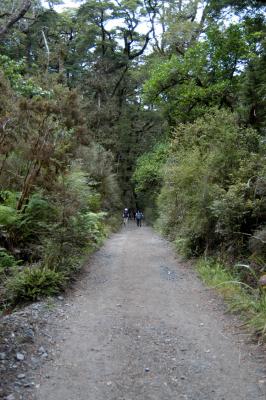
[[1, 224, 266, 400]]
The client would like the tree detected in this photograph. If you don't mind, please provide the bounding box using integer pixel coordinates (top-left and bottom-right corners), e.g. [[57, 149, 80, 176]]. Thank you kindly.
[[209, 0, 266, 14], [0, 0, 32, 39], [143, 20, 259, 123]]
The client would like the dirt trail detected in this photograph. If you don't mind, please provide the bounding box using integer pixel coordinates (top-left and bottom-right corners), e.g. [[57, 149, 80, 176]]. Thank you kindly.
[[35, 224, 266, 400]]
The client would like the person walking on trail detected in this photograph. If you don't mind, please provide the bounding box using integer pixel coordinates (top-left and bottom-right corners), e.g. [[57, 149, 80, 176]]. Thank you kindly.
[[135, 210, 143, 227], [123, 208, 129, 225]]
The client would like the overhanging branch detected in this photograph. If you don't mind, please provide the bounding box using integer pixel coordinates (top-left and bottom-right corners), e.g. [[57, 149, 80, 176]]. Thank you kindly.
[[0, 0, 32, 39]]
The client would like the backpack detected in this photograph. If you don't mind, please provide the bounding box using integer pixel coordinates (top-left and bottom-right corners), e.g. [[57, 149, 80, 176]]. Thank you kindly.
[[136, 211, 142, 220]]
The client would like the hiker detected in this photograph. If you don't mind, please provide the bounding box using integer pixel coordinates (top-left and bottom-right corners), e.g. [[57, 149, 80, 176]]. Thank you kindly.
[[123, 208, 129, 225], [135, 210, 143, 227]]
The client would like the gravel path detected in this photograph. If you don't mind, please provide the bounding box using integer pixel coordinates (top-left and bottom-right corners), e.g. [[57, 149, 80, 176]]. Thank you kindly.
[[34, 224, 266, 400]]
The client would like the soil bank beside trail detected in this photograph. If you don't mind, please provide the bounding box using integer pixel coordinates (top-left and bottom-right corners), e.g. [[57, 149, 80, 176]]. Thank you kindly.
[[35, 224, 266, 400]]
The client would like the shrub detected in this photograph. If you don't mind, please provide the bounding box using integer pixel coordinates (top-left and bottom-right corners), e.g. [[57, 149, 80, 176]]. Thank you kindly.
[[17, 194, 58, 242], [6, 267, 66, 303], [0, 250, 17, 270], [196, 257, 266, 340], [133, 142, 169, 221], [106, 212, 122, 232], [133, 142, 169, 194], [0, 205, 18, 227], [41, 210, 107, 274], [0, 250, 19, 285], [154, 109, 265, 258]]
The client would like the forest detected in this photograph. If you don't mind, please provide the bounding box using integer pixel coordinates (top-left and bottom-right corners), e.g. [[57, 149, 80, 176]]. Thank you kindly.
[[0, 0, 265, 331]]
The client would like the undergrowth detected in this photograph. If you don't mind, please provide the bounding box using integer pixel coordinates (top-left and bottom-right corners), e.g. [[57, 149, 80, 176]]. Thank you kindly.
[[197, 258, 266, 341], [6, 267, 66, 303], [0, 212, 121, 309]]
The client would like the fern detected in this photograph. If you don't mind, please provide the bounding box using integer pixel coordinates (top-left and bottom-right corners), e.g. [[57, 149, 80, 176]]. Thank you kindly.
[[7, 267, 66, 303], [0, 205, 18, 227]]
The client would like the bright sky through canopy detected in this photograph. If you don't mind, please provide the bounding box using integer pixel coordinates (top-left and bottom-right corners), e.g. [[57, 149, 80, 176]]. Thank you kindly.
[[42, 1, 83, 11], [42, 0, 154, 35]]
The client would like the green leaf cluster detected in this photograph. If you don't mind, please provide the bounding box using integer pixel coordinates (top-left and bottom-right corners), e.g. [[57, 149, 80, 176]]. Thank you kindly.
[[6, 267, 66, 303], [0, 55, 51, 97], [135, 109, 265, 260]]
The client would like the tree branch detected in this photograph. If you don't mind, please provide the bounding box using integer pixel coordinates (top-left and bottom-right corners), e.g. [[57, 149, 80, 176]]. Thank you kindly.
[[0, 0, 31, 39], [0, 13, 11, 19], [111, 65, 129, 98], [234, 231, 266, 244], [128, 29, 152, 60]]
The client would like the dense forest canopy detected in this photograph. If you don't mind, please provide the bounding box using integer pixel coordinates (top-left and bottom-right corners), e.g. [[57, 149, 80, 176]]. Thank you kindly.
[[0, 0, 265, 305]]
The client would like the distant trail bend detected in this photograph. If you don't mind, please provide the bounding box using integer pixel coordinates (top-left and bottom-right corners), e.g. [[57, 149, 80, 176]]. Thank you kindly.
[[35, 223, 266, 400]]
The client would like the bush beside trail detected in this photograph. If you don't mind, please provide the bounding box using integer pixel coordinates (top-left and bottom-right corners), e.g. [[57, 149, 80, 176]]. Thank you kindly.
[[0, 64, 122, 309], [134, 109, 266, 339]]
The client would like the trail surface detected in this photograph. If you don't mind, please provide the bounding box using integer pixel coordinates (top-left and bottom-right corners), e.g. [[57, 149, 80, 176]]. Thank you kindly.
[[35, 224, 266, 400]]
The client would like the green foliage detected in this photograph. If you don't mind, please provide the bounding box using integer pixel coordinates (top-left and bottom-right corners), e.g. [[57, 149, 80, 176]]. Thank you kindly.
[[239, 52, 266, 131], [154, 109, 265, 257], [0, 205, 18, 227], [87, 193, 102, 212], [17, 194, 58, 242], [0, 0, 265, 314], [0, 251, 17, 270], [77, 144, 122, 211], [0, 69, 121, 306], [133, 142, 169, 193], [0, 55, 51, 97], [81, 211, 107, 245], [197, 258, 234, 288], [0, 191, 18, 208], [6, 267, 66, 303], [0, 251, 18, 283], [0, 203, 21, 252], [40, 210, 107, 276], [209, 0, 266, 14], [133, 142, 169, 221], [143, 21, 258, 122], [197, 257, 266, 340]]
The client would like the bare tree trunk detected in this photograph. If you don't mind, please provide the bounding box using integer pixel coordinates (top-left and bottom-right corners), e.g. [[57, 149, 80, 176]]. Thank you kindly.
[[41, 30, 50, 73]]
